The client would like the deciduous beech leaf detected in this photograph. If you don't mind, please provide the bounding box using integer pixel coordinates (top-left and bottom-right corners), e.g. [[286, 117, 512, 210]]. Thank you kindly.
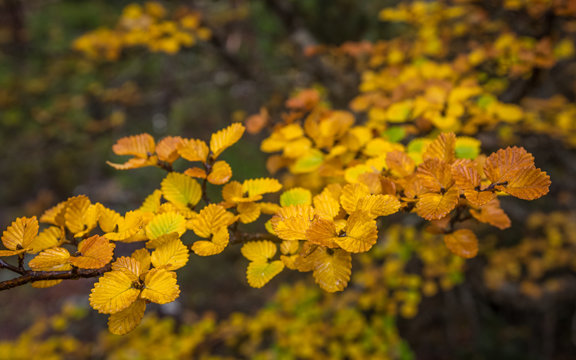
[[112, 133, 155, 158], [242, 178, 282, 198], [63, 195, 90, 233], [107, 157, 157, 170], [131, 249, 151, 275], [241, 240, 277, 262], [146, 232, 179, 249], [452, 162, 496, 207], [105, 211, 150, 241], [151, 237, 189, 270], [161, 172, 202, 209], [178, 138, 209, 162], [306, 218, 339, 248], [271, 205, 314, 241], [289, 149, 324, 174], [29, 247, 71, 269], [336, 211, 378, 253], [470, 198, 511, 230], [146, 212, 187, 239], [357, 194, 401, 218], [415, 188, 460, 220], [207, 160, 232, 185], [210, 123, 245, 159], [444, 229, 478, 258], [280, 240, 299, 255], [280, 188, 312, 207], [502, 167, 551, 200], [259, 202, 281, 215], [70, 235, 115, 269], [139, 190, 162, 214], [313, 191, 341, 220], [312, 248, 352, 292], [191, 226, 229, 256], [108, 298, 146, 335], [423, 132, 456, 164], [455, 137, 481, 159], [156, 136, 183, 163], [246, 260, 284, 288], [111, 257, 141, 281], [386, 150, 415, 177], [97, 205, 122, 233], [237, 202, 261, 224], [40, 201, 67, 226], [89, 271, 140, 314], [417, 159, 454, 193], [340, 183, 371, 214], [1, 216, 39, 253], [188, 204, 236, 238], [184, 167, 207, 179], [31, 226, 63, 253], [141, 268, 180, 304], [484, 146, 535, 184]]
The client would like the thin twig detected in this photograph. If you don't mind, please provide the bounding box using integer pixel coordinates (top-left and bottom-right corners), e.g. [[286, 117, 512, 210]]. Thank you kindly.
[[0, 264, 111, 291]]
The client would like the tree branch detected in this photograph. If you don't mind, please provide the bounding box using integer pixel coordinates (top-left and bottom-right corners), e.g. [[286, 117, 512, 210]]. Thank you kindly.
[[0, 264, 111, 291]]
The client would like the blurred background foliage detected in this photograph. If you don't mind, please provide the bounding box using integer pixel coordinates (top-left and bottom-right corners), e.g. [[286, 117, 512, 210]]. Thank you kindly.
[[1, 0, 576, 359]]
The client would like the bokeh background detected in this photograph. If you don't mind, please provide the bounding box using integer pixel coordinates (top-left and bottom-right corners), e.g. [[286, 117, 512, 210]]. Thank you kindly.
[[0, 0, 576, 359]]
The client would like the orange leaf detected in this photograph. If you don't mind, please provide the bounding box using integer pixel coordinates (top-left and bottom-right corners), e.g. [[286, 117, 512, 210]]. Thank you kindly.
[[156, 136, 183, 163], [184, 167, 207, 179], [502, 167, 551, 200], [112, 134, 155, 158], [386, 150, 415, 177], [444, 229, 478, 258], [305, 218, 339, 248], [423, 132, 456, 164], [484, 146, 535, 184], [452, 162, 496, 207], [415, 187, 459, 220], [417, 159, 454, 193], [470, 198, 511, 230], [70, 235, 115, 269], [178, 138, 209, 162], [207, 161, 232, 185]]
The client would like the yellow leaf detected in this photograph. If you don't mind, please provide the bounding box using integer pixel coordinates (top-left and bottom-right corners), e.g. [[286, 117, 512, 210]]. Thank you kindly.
[[357, 194, 401, 218], [191, 227, 229, 256], [161, 172, 202, 210], [210, 123, 245, 158], [313, 191, 341, 220], [444, 229, 478, 258], [64, 195, 92, 235], [112, 133, 155, 158], [156, 136, 183, 163], [146, 212, 187, 239], [1, 216, 39, 252], [29, 247, 71, 270], [340, 183, 370, 214], [97, 205, 122, 233], [108, 298, 146, 335], [246, 260, 284, 288], [241, 240, 277, 262], [305, 218, 339, 248], [188, 204, 236, 238], [105, 211, 150, 241], [280, 188, 312, 207], [271, 205, 314, 241], [40, 202, 67, 226], [336, 211, 378, 253], [280, 240, 299, 255], [107, 157, 157, 170], [111, 257, 141, 281], [138, 190, 163, 214], [31, 226, 63, 253], [312, 248, 352, 292], [89, 271, 140, 314], [131, 249, 151, 275], [146, 232, 180, 249], [70, 235, 115, 269], [178, 138, 209, 162], [242, 178, 282, 198], [415, 188, 460, 220], [423, 132, 456, 164], [237, 202, 261, 224], [151, 237, 189, 270], [207, 161, 232, 185], [141, 268, 180, 304]]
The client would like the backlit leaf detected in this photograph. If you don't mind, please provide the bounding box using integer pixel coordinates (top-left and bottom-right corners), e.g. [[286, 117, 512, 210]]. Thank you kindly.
[[1, 216, 39, 252], [178, 138, 209, 162], [336, 211, 378, 253], [70, 235, 115, 269], [29, 247, 71, 270], [141, 268, 180, 304], [242, 178, 282, 198], [191, 227, 229, 256], [161, 172, 202, 210], [417, 159, 454, 192], [210, 123, 245, 158], [31, 226, 63, 253], [386, 150, 415, 177], [357, 194, 401, 218], [111, 257, 141, 281], [156, 136, 183, 163], [151, 237, 189, 270], [108, 298, 146, 335], [246, 260, 284, 288], [146, 212, 187, 239], [312, 248, 352, 292], [188, 204, 236, 238], [280, 188, 312, 207], [207, 161, 232, 185], [241, 240, 277, 262], [271, 205, 314, 241], [340, 183, 370, 214], [89, 271, 140, 314], [415, 188, 460, 220], [237, 202, 261, 224], [112, 134, 155, 158]]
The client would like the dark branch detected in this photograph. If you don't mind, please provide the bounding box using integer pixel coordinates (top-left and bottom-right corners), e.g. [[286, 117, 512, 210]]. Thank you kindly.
[[0, 264, 111, 291]]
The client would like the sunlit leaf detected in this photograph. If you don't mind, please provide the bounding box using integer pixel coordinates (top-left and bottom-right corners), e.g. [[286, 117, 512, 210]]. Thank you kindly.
[[29, 247, 71, 270], [484, 146, 535, 184], [151, 237, 189, 270], [241, 240, 277, 262], [357, 194, 401, 218], [503, 167, 551, 200], [207, 161, 232, 185], [246, 260, 284, 288], [178, 138, 209, 162], [112, 133, 155, 158], [156, 136, 183, 163], [210, 123, 245, 158], [188, 204, 236, 238], [89, 271, 140, 314], [1, 216, 39, 252], [191, 227, 229, 256], [146, 212, 187, 239], [70, 235, 115, 269], [108, 298, 146, 335], [141, 268, 180, 304], [336, 211, 378, 253], [312, 248, 352, 292], [423, 132, 456, 163], [340, 183, 370, 214], [415, 187, 459, 220], [161, 172, 202, 210], [280, 188, 312, 207]]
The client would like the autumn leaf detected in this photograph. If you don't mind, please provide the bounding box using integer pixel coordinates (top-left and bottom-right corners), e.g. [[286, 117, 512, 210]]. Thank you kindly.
[[415, 187, 460, 220], [502, 167, 551, 200], [188, 204, 236, 238], [156, 136, 183, 164], [443, 229, 478, 258], [191, 226, 230, 256], [207, 160, 232, 185], [210, 123, 245, 159], [417, 159, 454, 193], [0, 216, 39, 256], [108, 299, 146, 335], [470, 198, 511, 230], [312, 248, 352, 292], [423, 132, 456, 164], [89, 271, 141, 314], [151, 237, 189, 270], [70, 235, 115, 269], [246, 261, 284, 288], [452, 162, 496, 207], [484, 146, 535, 184], [178, 138, 209, 162], [161, 172, 202, 210], [140, 268, 180, 304], [146, 212, 187, 239]]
